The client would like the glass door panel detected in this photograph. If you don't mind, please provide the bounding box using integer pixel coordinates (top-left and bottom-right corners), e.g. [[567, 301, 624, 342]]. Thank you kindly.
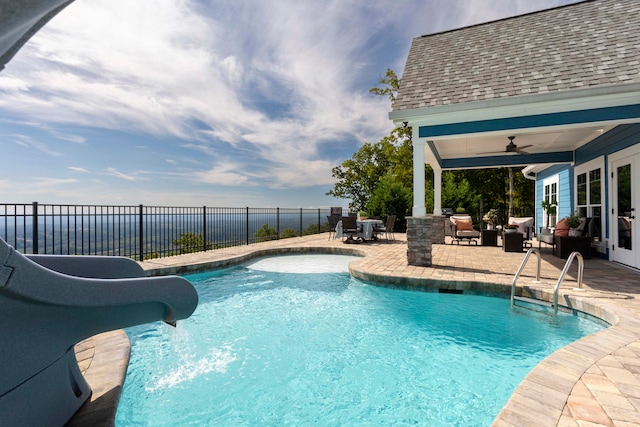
[[613, 155, 638, 268], [617, 163, 632, 251]]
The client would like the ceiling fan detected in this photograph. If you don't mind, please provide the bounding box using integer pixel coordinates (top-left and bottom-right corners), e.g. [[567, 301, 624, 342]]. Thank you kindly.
[[479, 136, 532, 155]]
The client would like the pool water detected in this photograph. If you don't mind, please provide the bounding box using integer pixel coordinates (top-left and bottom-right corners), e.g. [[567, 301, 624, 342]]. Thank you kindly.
[[116, 255, 604, 426]]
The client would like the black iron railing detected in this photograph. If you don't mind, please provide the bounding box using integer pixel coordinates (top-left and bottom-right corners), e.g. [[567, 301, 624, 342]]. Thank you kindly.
[[0, 203, 341, 260]]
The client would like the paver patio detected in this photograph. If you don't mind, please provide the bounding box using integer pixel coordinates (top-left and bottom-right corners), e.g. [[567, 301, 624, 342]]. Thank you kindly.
[[70, 232, 640, 426]]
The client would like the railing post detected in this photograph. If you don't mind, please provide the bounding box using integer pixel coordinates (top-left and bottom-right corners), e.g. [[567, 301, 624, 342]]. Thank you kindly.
[[202, 206, 207, 252], [276, 207, 280, 240], [139, 204, 144, 261], [317, 208, 321, 235], [246, 207, 249, 245], [32, 202, 38, 254], [299, 208, 303, 236]]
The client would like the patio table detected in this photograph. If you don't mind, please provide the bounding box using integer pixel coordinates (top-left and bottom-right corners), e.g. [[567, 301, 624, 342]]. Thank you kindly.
[[334, 219, 384, 240]]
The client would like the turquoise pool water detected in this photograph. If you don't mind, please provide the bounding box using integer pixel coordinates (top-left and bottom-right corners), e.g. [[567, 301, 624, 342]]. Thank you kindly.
[[116, 255, 604, 426]]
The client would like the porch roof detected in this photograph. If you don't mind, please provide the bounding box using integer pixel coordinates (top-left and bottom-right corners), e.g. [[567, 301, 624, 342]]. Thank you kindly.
[[390, 0, 640, 170]]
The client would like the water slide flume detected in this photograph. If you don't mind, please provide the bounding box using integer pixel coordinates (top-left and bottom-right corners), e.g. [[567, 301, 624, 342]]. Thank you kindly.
[[0, 238, 198, 426]]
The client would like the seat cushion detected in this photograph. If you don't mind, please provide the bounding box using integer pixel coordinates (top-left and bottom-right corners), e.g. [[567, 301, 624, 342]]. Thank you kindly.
[[539, 233, 555, 244], [457, 229, 480, 237]]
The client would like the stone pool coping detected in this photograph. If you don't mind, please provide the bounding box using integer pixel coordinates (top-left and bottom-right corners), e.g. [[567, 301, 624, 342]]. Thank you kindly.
[[71, 233, 640, 426]]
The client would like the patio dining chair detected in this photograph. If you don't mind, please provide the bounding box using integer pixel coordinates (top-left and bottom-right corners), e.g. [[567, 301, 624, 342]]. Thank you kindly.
[[327, 215, 340, 240], [341, 216, 360, 243], [374, 215, 396, 240]]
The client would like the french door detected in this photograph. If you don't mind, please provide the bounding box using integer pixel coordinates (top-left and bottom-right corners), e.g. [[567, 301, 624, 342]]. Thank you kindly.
[[612, 154, 639, 268]]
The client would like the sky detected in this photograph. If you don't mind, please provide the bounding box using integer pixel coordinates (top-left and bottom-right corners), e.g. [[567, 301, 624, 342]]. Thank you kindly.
[[0, 0, 578, 208]]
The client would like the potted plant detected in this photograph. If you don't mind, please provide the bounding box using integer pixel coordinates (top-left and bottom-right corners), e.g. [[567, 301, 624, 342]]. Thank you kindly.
[[565, 212, 583, 236], [503, 224, 518, 234], [541, 200, 557, 228], [482, 209, 498, 230], [357, 211, 369, 221]]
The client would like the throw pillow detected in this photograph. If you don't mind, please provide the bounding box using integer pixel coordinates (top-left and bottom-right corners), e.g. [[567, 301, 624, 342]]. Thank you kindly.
[[554, 218, 569, 236], [456, 220, 473, 231]]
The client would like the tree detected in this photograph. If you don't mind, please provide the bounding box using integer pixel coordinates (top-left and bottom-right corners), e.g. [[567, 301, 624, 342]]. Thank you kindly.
[[327, 126, 415, 212], [254, 224, 277, 243], [441, 172, 476, 215], [172, 233, 211, 254], [369, 69, 400, 102], [280, 228, 299, 239], [365, 175, 411, 231]]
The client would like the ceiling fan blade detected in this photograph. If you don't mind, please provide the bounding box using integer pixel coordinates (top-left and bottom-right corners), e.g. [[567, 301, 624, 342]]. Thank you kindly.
[[513, 144, 533, 155], [477, 150, 509, 155]]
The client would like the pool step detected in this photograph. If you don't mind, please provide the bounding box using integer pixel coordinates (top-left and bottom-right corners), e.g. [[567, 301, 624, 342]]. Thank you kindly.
[[513, 296, 553, 308]]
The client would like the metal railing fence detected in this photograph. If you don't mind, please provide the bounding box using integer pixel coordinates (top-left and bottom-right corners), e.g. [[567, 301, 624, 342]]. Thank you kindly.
[[0, 203, 340, 260]]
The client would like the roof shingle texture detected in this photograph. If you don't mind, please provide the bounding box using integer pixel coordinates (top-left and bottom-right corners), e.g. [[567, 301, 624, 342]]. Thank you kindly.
[[393, 0, 640, 111]]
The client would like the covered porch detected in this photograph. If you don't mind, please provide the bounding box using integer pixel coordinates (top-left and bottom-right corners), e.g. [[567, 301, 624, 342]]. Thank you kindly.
[[389, 0, 640, 269]]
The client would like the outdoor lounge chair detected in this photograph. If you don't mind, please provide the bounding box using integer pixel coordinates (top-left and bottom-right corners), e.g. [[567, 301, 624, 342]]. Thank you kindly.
[[508, 217, 534, 248], [450, 215, 480, 245], [539, 218, 570, 254]]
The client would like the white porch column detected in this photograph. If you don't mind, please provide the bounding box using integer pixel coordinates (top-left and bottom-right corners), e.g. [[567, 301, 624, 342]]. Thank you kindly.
[[433, 167, 442, 215], [412, 132, 426, 217]]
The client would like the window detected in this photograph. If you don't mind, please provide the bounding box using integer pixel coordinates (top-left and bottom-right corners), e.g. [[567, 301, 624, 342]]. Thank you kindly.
[[542, 176, 558, 228], [574, 158, 604, 243]]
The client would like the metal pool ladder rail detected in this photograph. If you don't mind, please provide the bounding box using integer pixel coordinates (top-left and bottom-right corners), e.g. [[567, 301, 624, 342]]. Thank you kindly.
[[510, 248, 585, 315]]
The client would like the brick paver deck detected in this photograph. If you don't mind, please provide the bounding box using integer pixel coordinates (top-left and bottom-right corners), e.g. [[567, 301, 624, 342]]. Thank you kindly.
[[71, 233, 640, 426]]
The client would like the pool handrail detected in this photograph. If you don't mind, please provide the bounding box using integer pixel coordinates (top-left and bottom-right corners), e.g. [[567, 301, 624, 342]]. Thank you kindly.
[[552, 251, 584, 315], [510, 247, 542, 308], [511, 248, 585, 315]]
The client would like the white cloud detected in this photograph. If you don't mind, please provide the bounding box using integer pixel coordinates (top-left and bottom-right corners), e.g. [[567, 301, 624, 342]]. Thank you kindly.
[[105, 167, 137, 181], [52, 131, 86, 144], [11, 134, 63, 157], [68, 166, 90, 173], [194, 162, 257, 187], [33, 177, 78, 188]]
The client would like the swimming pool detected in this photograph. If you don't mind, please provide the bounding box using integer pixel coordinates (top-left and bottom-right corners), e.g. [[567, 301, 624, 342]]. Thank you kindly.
[[116, 255, 604, 426]]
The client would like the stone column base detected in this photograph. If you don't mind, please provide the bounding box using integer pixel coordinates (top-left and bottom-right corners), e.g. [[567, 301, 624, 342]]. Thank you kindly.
[[430, 215, 447, 244], [406, 216, 432, 266]]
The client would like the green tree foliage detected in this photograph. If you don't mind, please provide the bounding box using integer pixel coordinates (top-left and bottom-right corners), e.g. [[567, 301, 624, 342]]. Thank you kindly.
[[327, 126, 427, 213], [280, 228, 299, 239], [365, 175, 411, 231], [254, 224, 277, 243], [369, 69, 400, 102], [441, 172, 476, 215], [172, 232, 212, 254], [443, 168, 535, 224], [302, 222, 330, 236]]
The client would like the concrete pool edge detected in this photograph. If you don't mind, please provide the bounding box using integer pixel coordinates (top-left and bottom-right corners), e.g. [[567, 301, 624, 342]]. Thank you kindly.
[[71, 235, 640, 425]]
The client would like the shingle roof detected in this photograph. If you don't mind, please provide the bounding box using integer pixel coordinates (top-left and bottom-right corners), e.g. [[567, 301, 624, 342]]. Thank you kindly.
[[392, 0, 640, 111]]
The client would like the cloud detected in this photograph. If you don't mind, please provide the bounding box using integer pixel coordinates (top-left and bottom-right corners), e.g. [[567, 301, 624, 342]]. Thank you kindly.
[[11, 134, 63, 156], [33, 177, 78, 188], [194, 162, 257, 187], [68, 166, 90, 173], [105, 167, 137, 181], [52, 131, 86, 144]]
